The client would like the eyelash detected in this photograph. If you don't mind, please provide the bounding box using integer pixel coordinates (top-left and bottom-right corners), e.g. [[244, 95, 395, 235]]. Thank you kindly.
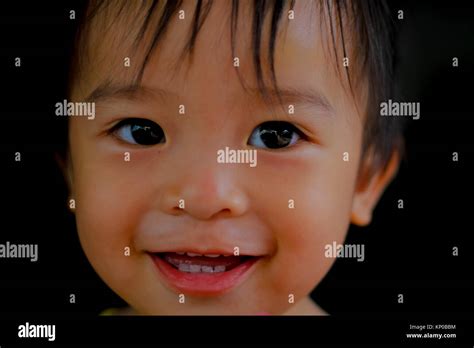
[[248, 121, 307, 150], [108, 118, 166, 146], [107, 118, 308, 149]]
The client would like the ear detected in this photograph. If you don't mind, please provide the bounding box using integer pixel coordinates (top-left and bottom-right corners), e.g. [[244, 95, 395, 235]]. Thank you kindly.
[[54, 151, 74, 194], [351, 151, 400, 226]]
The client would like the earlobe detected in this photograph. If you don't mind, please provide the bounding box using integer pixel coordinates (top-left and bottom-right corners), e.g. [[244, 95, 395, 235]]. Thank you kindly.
[[351, 151, 400, 226], [351, 205, 372, 226]]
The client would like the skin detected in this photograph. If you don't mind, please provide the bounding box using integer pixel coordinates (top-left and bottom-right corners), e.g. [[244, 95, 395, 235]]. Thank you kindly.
[[67, 0, 399, 315]]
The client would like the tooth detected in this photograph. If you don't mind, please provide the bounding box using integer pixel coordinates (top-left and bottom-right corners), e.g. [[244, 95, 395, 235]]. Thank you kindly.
[[189, 264, 201, 273], [214, 265, 226, 272], [204, 254, 220, 258], [201, 266, 214, 273], [178, 264, 191, 272], [186, 252, 201, 257], [168, 259, 180, 268]]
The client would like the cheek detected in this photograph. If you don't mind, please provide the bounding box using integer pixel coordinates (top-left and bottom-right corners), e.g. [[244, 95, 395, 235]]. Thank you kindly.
[[71, 146, 153, 286], [252, 148, 359, 299]]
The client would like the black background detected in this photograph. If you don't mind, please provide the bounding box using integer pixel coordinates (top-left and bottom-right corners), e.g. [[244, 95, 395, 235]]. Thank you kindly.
[[0, 0, 473, 344]]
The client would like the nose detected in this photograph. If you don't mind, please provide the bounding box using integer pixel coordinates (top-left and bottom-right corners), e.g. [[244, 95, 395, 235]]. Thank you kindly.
[[159, 161, 250, 220]]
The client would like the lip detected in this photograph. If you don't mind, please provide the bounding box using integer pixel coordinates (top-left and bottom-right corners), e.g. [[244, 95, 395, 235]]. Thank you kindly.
[[147, 247, 259, 257], [149, 253, 261, 296]]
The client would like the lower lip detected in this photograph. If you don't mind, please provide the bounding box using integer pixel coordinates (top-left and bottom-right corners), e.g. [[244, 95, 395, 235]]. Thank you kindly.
[[150, 254, 260, 296]]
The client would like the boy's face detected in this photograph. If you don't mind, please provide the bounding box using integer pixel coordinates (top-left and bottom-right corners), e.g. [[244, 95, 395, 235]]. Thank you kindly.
[[68, 1, 393, 314]]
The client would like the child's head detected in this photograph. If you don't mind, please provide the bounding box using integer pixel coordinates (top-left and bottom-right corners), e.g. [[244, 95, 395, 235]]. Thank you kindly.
[[65, 0, 403, 314]]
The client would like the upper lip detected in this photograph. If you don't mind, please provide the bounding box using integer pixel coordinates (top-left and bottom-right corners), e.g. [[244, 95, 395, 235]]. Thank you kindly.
[[136, 219, 274, 257], [147, 249, 262, 257]]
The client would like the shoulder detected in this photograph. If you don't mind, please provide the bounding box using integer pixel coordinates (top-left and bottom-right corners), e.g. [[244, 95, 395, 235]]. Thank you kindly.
[[100, 307, 135, 316]]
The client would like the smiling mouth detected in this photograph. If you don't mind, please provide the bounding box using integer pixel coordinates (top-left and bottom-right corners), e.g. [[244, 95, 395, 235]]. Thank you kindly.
[[153, 252, 254, 273]]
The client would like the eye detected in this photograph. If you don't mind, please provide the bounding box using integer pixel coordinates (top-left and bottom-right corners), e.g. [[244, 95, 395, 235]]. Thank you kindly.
[[111, 118, 165, 146], [248, 121, 303, 149]]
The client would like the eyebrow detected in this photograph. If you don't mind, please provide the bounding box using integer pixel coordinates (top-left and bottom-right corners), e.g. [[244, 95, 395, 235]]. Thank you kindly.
[[246, 86, 334, 114], [85, 82, 334, 114], [85, 82, 174, 103]]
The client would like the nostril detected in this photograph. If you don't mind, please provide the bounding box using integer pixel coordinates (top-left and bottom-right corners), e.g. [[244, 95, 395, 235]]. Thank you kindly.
[[171, 206, 184, 215], [217, 208, 232, 217], [170, 199, 187, 215]]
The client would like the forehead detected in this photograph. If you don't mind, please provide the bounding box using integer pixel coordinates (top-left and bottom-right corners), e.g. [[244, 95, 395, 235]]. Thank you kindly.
[[72, 0, 364, 115]]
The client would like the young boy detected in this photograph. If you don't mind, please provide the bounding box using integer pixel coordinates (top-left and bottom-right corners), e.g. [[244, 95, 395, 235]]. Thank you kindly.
[[64, 0, 403, 315]]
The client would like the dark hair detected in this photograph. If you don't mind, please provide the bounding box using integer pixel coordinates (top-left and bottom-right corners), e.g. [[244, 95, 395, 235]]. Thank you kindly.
[[70, 0, 404, 171]]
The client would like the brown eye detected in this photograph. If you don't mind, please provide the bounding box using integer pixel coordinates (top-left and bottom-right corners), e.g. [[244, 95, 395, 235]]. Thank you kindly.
[[112, 118, 165, 145], [248, 121, 302, 149]]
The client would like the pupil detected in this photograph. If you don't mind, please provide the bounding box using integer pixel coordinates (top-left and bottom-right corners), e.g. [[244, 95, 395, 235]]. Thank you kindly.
[[260, 123, 292, 148], [131, 123, 163, 145]]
